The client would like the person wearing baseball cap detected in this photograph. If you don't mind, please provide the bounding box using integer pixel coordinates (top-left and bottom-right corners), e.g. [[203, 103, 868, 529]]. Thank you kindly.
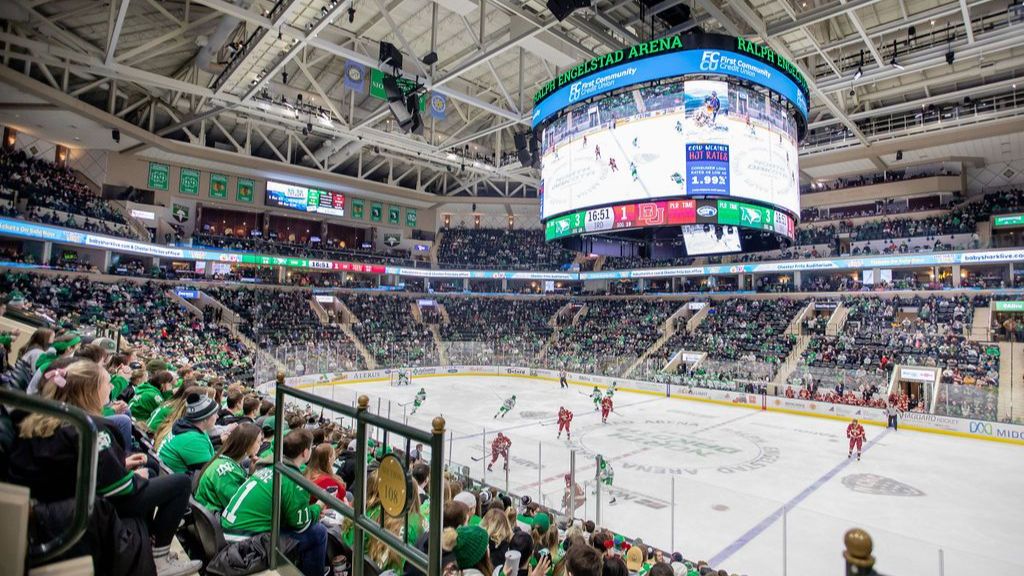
[[157, 391, 219, 474]]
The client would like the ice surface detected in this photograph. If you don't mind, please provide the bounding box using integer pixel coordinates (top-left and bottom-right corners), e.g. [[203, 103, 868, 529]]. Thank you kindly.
[[303, 375, 1024, 576]]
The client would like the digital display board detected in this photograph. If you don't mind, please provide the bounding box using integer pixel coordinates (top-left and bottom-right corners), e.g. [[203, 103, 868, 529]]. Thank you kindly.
[[682, 225, 742, 255], [540, 78, 799, 220], [544, 199, 795, 241], [265, 180, 345, 217]]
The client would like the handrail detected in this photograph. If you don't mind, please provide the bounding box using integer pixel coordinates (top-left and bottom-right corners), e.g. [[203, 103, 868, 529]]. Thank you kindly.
[[268, 372, 445, 576], [0, 387, 98, 565]]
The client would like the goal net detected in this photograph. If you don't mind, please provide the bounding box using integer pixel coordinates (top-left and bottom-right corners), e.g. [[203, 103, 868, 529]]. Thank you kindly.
[[389, 369, 411, 387]]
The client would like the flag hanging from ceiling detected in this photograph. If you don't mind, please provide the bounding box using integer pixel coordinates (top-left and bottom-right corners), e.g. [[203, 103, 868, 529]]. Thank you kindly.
[[429, 93, 447, 120], [344, 61, 367, 93]]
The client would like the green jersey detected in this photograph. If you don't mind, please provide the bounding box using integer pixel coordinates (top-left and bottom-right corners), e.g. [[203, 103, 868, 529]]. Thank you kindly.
[[129, 382, 168, 421], [221, 463, 321, 536], [157, 423, 215, 474], [109, 374, 129, 402], [195, 455, 247, 513], [146, 403, 173, 432]]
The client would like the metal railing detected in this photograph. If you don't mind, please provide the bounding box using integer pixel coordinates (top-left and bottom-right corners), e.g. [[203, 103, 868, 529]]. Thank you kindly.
[[0, 387, 98, 566], [267, 372, 446, 576]]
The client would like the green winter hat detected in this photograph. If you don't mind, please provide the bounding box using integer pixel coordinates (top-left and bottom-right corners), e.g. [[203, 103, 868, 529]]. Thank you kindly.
[[262, 416, 290, 435], [453, 525, 489, 569], [532, 512, 551, 535], [51, 333, 82, 353]]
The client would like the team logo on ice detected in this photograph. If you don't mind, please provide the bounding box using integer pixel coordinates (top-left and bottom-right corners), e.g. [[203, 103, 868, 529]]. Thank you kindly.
[[841, 474, 925, 497]]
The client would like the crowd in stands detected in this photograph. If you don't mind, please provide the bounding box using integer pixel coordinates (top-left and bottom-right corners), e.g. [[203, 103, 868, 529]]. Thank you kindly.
[[547, 299, 677, 376], [439, 297, 562, 365], [342, 293, 438, 367], [438, 227, 576, 271], [0, 148, 142, 240], [654, 299, 803, 385], [791, 295, 998, 419]]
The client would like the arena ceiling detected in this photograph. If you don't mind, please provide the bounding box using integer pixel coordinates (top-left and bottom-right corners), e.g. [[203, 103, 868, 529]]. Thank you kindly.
[[0, 0, 1022, 197]]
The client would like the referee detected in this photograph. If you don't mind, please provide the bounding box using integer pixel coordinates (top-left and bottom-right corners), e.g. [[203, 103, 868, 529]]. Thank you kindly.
[[885, 401, 902, 431]]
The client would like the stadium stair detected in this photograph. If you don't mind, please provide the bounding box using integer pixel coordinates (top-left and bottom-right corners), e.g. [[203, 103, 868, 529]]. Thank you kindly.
[[410, 301, 423, 323], [436, 302, 450, 325], [550, 302, 574, 328], [998, 342, 1023, 422], [771, 335, 812, 395], [970, 305, 992, 340], [685, 304, 710, 333], [622, 303, 687, 378], [788, 301, 814, 334], [429, 325, 448, 365], [336, 299, 361, 324], [340, 324, 377, 369], [570, 304, 588, 327], [825, 303, 850, 336], [308, 296, 330, 324], [429, 231, 442, 267], [593, 256, 606, 271]]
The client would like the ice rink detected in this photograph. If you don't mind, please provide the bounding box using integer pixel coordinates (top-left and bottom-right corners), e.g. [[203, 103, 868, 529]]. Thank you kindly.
[[301, 373, 1024, 576]]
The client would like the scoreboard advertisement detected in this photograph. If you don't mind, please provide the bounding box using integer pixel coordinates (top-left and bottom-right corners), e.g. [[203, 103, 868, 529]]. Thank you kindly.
[[265, 180, 345, 217], [545, 198, 795, 241]]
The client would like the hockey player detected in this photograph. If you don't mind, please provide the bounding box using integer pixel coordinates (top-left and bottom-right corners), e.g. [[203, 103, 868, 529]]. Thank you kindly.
[[582, 135, 587, 148], [487, 432, 511, 472], [557, 406, 573, 440], [606, 381, 617, 397], [410, 387, 427, 415], [846, 418, 866, 461], [595, 144, 601, 160], [559, 369, 568, 389], [632, 136, 638, 148], [591, 386, 602, 411], [600, 395, 614, 424], [494, 394, 517, 419], [596, 455, 616, 504], [630, 162, 638, 182], [609, 157, 618, 172], [675, 120, 683, 134]]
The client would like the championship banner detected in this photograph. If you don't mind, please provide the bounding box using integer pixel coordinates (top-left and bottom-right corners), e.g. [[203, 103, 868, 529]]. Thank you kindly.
[[237, 178, 255, 203], [179, 167, 200, 195], [352, 198, 365, 220], [370, 202, 383, 222], [388, 205, 400, 225], [148, 162, 169, 191], [210, 173, 228, 199], [406, 208, 417, 228]]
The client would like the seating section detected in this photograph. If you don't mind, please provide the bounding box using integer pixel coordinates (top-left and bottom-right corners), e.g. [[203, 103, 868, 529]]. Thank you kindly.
[[0, 272, 252, 380], [0, 149, 141, 240], [205, 286, 364, 373], [791, 295, 998, 420], [437, 227, 576, 270], [439, 296, 562, 365], [340, 293, 438, 367], [547, 299, 678, 376]]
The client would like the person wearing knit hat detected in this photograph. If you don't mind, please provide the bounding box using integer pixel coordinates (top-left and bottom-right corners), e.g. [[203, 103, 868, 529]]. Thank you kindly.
[[145, 357, 169, 375], [443, 525, 493, 576], [26, 332, 81, 395], [257, 415, 291, 461], [156, 391, 219, 474]]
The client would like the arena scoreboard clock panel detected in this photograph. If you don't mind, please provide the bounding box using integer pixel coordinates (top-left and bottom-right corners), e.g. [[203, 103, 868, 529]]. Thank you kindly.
[[533, 34, 806, 254]]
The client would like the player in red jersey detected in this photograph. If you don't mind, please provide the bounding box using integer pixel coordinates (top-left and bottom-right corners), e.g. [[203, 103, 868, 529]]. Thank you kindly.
[[557, 406, 573, 440], [487, 432, 511, 472], [600, 395, 613, 424], [609, 157, 618, 172], [846, 418, 866, 461]]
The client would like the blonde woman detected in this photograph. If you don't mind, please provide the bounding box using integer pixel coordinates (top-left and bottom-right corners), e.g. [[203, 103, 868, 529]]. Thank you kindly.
[[9, 359, 199, 574], [480, 507, 513, 570], [152, 385, 215, 449]]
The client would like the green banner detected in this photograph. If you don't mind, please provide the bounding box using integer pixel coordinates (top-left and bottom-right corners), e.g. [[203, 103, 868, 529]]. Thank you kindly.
[[148, 162, 169, 191], [716, 200, 741, 226], [237, 178, 255, 203], [406, 208, 417, 228], [352, 199, 364, 220], [369, 68, 427, 110], [993, 214, 1024, 228], [738, 202, 772, 230], [179, 167, 200, 195], [388, 205, 401, 225], [210, 173, 228, 199], [370, 202, 383, 222], [994, 301, 1024, 312], [545, 212, 585, 240]]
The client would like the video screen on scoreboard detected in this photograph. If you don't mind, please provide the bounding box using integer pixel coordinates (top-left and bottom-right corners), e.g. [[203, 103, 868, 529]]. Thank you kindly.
[[265, 180, 345, 217], [681, 224, 741, 255], [540, 78, 799, 219]]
